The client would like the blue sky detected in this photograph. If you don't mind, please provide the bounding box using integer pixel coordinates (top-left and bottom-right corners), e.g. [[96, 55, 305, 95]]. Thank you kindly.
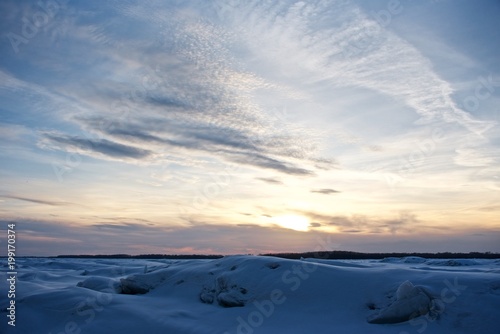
[[0, 0, 499, 256]]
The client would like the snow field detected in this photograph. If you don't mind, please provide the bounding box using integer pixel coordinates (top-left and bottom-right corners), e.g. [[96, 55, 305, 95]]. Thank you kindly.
[[0, 256, 499, 333]]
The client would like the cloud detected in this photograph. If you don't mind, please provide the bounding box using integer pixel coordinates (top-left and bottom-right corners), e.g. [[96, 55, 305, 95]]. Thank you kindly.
[[39, 132, 154, 160], [476, 205, 500, 212], [224, 1, 493, 136], [303, 211, 419, 234], [0, 218, 321, 255], [227, 151, 314, 176], [9, 1, 333, 176], [73, 114, 317, 175], [3, 1, 349, 179], [378, 213, 420, 234], [2, 218, 500, 256], [256, 177, 283, 185], [0, 122, 32, 142], [311, 188, 340, 195], [0, 195, 73, 206], [91, 223, 149, 231], [1, 0, 498, 258], [454, 148, 497, 167]]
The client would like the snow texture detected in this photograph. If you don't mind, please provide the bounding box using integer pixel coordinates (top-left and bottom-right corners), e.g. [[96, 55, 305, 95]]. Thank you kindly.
[[1, 256, 499, 334]]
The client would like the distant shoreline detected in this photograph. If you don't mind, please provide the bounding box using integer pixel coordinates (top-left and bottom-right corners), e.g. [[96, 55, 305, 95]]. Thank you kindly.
[[4, 251, 499, 260]]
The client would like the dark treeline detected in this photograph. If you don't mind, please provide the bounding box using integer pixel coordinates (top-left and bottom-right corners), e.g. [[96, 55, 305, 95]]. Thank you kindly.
[[56, 254, 224, 259], [261, 251, 500, 260], [52, 251, 500, 260]]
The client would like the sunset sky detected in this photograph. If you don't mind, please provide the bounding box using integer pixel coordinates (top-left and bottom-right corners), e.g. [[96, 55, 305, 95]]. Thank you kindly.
[[1, 0, 499, 256]]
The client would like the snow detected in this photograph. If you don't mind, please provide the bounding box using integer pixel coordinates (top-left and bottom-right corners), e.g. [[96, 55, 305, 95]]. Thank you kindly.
[[77, 276, 122, 293], [368, 280, 432, 324], [396, 280, 417, 300], [1, 256, 499, 333]]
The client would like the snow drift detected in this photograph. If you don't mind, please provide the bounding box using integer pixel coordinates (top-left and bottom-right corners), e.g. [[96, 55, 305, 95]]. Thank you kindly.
[[367, 280, 432, 324], [1, 256, 499, 334]]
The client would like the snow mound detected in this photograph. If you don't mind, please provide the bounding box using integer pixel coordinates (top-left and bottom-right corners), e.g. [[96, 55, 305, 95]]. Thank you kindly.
[[200, 276, 249, 307], [77, 276, 122, 293], [425, 259, 480, 266], [380, 257, 401, 263], [396, 280, 415, 300], [403, 256, 427, 264], [120, 275, 155, 294], [380, 256, 427, 264], [368, 280, 432, 324], [303, 258, 369, 268], [118, 264, 176, 294], [380, 256, 426, 264]]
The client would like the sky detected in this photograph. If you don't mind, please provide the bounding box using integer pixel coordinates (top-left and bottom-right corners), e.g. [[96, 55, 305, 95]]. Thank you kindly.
[[0, 0, 499, 256]]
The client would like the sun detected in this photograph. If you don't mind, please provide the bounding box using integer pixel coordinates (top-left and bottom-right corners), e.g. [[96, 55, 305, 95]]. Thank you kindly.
[[273, 215, 311, 232]]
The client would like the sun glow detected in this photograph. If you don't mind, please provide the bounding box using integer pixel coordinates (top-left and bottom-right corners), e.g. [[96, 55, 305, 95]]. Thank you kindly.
[[273, 215, 311, 232]]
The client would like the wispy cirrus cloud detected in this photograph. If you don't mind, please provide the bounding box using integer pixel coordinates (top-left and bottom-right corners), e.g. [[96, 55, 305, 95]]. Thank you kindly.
[[222, 1, 494, 135], [21, 6, 333, 176]]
